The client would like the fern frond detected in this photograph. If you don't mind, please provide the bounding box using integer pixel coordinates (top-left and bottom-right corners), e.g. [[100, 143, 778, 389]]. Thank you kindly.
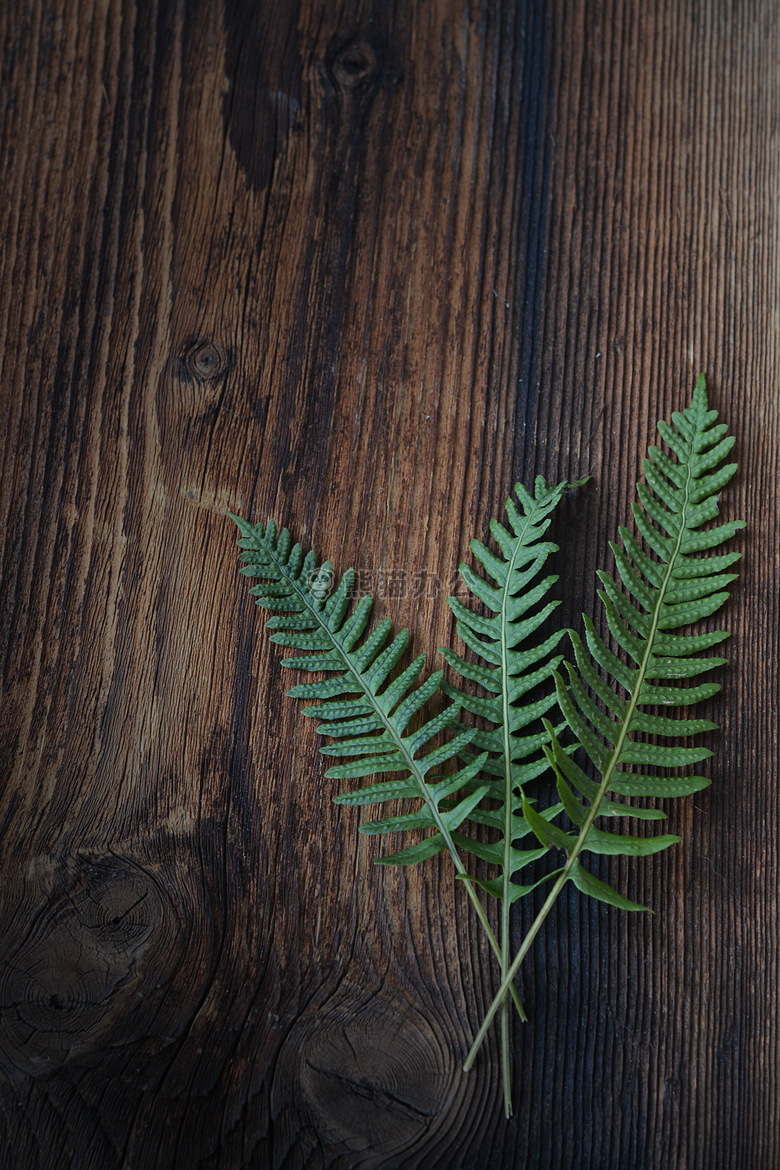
[[230, 513, 486, 856], [544, 375, 743, 895], [229, 512, 525, 1022], [466, 374, 744, 1067], [441, 475, 580, 1117], [441, 475, 575, 904]]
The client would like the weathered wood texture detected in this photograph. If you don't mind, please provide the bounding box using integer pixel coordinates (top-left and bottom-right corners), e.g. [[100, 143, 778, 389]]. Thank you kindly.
[[0, 1, 776, 1166]]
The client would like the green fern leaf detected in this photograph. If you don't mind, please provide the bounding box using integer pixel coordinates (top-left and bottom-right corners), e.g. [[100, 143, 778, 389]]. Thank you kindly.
[[441, 474, 582, 1117], [466, 374, 743, 1068], [231, 513, 483, 855], [541, 375, 743, 881], [440, 475, 577, 903], [229, 511, 526, 1025]]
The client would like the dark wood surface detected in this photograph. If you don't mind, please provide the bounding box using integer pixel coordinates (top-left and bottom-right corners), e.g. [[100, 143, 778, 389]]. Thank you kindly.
[[0, 2, 776, 1167]]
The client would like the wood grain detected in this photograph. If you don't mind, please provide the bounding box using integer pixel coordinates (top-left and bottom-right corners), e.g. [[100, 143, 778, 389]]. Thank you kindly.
[[0, 1, 777, 1166]]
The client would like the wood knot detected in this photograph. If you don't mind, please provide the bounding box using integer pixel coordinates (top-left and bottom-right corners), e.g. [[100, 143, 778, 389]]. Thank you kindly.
[[0, 855, 172, 1078], [331, 39, 379, 90], [177, 339, 232, 384], [271, 990, 453, 1159]]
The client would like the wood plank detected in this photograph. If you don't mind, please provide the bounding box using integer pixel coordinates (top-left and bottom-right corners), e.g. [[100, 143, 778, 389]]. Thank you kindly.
[[0, 1, 776, 1166]]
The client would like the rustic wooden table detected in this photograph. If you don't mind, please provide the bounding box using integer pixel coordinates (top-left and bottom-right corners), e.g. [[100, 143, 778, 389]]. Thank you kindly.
[[1, 2, 776, 1167]]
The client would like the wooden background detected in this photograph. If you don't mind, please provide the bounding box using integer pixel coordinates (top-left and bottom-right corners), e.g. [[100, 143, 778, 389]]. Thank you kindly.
[[0, 1, 777, 1167]]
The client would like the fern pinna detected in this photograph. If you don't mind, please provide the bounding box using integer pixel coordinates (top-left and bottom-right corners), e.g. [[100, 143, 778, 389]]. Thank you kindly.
[[466, 376, 744, 1067], [439, 477, 577, 1114], [228, 513, 525, 1018]]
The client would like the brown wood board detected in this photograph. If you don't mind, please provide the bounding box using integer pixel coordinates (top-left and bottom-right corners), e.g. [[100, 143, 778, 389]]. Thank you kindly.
[[0, 1, 777, 1167]]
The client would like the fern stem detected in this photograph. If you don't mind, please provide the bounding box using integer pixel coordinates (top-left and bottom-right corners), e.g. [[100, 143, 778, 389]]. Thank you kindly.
[[255, 531, 526, 1022], [463, 860, 568, 1068], [466, 437, 698, 1069]]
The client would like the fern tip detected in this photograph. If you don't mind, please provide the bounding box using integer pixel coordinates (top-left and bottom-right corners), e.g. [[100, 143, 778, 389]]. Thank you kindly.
[[228, 510, 258, 539]]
